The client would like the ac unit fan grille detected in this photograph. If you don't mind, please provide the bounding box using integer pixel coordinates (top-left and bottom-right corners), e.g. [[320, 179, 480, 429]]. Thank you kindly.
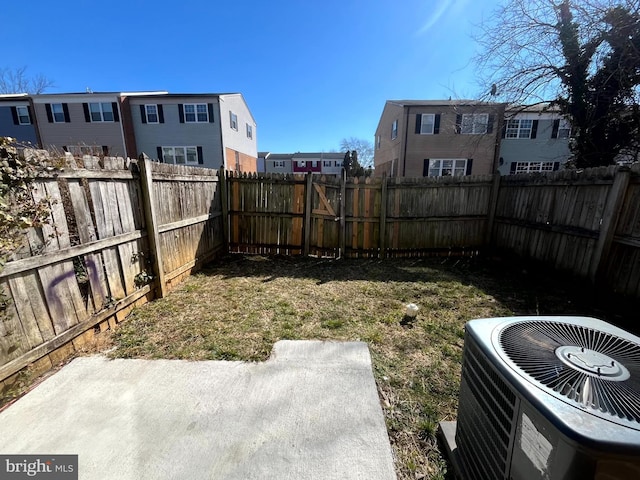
[[456, 338, 516, 480], [499, 320, 640, 423]]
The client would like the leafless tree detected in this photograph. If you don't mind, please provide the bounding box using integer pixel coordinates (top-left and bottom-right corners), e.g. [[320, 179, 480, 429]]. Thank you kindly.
[[339, 137, 374, 168], [0, 66, 54, 94], [474, 0, 640, 167]]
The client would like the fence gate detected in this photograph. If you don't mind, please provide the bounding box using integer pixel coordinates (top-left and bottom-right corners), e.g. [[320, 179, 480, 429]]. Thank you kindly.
[[307, 174, 342, 257]]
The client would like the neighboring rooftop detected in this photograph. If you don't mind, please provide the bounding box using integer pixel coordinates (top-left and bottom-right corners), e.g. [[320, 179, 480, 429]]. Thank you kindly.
[[388, 99, 505, 107], [263, 152, 345, 159]]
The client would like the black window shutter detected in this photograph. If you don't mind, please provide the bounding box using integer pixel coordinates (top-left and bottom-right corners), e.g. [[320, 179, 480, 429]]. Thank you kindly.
[[197, 146, 204, 164], [158, 104, 165, 123], [423, 159, 430, 176], [434, 114, 440, 134], [487, 115, 494, 134], [62, 103, 70, 122], [510, 162, 517, 174], [45, 103, 53, 123], [553, 162, 560, 171], [156, 147, 163, 162], [208, 104, 215, 123], [466, 159, 473, 175], [531, 120, 538, 139], [178, 104, 184, 123], [10, 107, 18, 125], [551, 119, 560, 138], [112, 102, 120, 122], [415, 114, 422, 134], [455, 114, 462, 134], [83, 103, 90, 122], [140, 105, 147, 124]]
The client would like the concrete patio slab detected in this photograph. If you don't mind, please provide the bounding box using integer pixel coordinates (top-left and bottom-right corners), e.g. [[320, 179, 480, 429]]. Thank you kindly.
[[0, 340, 396, 480]]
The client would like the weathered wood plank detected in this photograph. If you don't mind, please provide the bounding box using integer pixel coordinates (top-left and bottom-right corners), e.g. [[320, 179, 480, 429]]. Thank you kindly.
[[0, 285, 151, 381], [0, 278, 30, 363], [590, 168, 631, 282], [139, 159, 167, 298], [68, 180, 107, 312]]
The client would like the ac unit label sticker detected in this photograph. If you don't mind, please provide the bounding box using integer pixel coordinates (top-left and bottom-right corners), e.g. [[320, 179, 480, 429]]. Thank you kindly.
[[519, 413, 552, 475]]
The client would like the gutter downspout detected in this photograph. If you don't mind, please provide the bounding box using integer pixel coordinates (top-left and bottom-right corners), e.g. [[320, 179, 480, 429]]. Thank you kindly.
[[28, 96, 43, 148], [491, 103, 506, 173], [217, 97, 226, 170], [402, 106, 410, 177]]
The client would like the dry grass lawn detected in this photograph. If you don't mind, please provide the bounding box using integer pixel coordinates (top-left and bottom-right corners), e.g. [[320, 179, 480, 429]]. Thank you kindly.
[[4, 254, 635, 479], [107, 254, 638, 480]]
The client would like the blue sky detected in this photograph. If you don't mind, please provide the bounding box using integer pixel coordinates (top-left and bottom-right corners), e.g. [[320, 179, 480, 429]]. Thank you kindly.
[[4, 0, 497, 153]]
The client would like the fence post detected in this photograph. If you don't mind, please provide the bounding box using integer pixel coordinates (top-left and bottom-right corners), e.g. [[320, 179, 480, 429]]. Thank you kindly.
[[340, 169, 347, 258], [303, 172, 313, 256], [138, 158, 167, 298], [219, 168, 229, 253], [589, 166, 631, 283], [379, 174, 388, 258], [484, 173, 502, 247]]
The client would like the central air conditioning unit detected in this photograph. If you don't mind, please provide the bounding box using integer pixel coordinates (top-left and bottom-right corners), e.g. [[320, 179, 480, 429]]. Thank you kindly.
[[450, 316, 640, 480]]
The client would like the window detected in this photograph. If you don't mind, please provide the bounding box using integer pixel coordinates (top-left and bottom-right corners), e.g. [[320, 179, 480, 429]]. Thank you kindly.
[[461, 113, 488, 134], [428, 159, 467, 177], [515, 161, 555, 173], [391, 119, 398, 139], [505, 119, 533, 138], [162, 146, 199, 165], [145, 105, 159, 123], [557, 120, 571, 138], [334, 161, 341, 167], [235, 151, 240, 170], [376, 135, 380, 149], [274, 160, 285, 168], [51, 103, 65, 123], [88, 103, 114, 122], [323, 160, 332, 167], [184, 103, 208, 122], [16, 106, 31, 125], [420, 114, 435, 134], [230, 111, 238, 130], [246, 123, 253, 139], [298, 161, 306, 167]]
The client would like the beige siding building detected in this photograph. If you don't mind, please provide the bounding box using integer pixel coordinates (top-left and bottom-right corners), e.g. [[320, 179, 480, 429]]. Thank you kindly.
[[32, 93, 128, 157], [374, 100, 506, 177]]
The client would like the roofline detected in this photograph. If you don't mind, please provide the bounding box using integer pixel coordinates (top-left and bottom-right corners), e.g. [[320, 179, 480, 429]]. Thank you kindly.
[[0, 93, 29, 98], [387, 99, 507, 107], [218, 93, 257, 125]]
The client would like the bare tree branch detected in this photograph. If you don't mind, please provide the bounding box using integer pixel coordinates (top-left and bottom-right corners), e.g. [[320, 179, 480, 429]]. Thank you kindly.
[[339, 137, 374, 168], [474, 0, 640, 167], [0, 67, 54, 94]]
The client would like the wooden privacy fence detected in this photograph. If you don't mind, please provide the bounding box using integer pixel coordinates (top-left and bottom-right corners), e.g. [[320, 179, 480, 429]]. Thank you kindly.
[[493, 163, 640, 297], [226, 165, 640, 294], [3, 161, 640, 385], [0, 158, 224, 385], [227, 172, 497, 258]]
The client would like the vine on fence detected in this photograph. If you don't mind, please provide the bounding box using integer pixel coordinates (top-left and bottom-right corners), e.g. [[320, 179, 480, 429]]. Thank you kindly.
[[0, 137, 59, 316]]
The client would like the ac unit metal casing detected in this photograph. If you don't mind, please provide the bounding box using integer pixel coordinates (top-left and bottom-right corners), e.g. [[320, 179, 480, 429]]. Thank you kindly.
[[455, 316, 640, 480]]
